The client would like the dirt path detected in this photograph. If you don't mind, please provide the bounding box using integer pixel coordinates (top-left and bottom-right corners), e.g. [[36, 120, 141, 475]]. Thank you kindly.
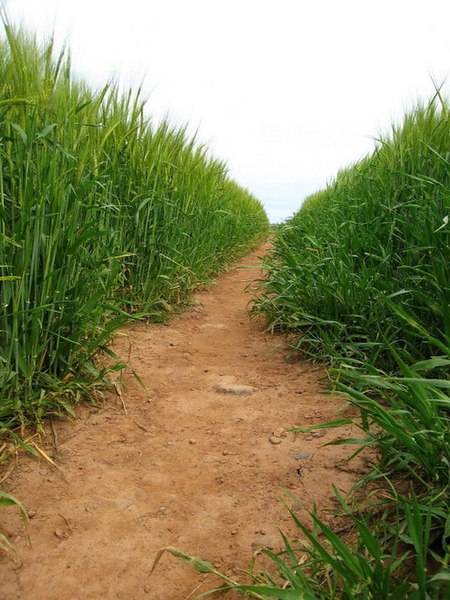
[[0, 245, 365, 599]]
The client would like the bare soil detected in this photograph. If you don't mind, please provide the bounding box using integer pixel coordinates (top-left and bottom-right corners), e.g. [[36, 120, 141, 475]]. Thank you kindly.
[[0, 244, 366, 599]]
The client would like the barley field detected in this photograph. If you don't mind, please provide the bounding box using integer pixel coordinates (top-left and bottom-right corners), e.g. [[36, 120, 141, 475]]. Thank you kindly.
[[0, 26, 269, 427]]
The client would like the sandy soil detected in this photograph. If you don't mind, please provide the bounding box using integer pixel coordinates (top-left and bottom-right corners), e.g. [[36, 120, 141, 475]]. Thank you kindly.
[[0, 244, 367, 599]]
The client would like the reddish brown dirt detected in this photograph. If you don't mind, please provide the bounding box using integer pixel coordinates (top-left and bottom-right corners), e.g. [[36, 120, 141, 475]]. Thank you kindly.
[[0, 245, 367, 599]]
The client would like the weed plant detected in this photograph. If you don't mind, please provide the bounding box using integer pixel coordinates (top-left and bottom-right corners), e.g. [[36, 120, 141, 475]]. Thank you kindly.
[[0, 24, 268, 427]]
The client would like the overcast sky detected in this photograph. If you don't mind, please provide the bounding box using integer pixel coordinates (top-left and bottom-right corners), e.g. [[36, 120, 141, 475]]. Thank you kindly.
[[4, 0, 450, 222]]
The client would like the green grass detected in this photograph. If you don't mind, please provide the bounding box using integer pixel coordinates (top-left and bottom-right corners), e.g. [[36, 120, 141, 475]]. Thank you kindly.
[[0, 23, 269, 428], [254, 91, 449, 370]]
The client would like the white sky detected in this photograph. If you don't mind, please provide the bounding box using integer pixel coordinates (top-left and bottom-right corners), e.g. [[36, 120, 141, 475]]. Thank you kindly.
[[4, 0, 450, 222]]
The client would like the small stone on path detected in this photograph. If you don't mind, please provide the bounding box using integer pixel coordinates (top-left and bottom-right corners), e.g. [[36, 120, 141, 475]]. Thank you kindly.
[[272, 427, 286, 438], [269, 436, 282, 445], [311, 430, 325, 438], [290, 451, 313, 461], [54, 528, 66, 540], [213, 383, 256, 395], [305, 430, 326, 440], [251, 536, 274, 551]]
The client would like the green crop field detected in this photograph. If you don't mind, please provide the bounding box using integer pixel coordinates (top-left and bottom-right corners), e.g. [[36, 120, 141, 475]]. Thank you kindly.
[[0, 25, 269, 429]]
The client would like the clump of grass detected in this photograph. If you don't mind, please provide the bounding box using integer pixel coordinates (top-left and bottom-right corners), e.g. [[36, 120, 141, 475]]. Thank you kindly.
[[0, 491, 29, 561], [0, 22, 269, 428], [220, 485, 449, 599]]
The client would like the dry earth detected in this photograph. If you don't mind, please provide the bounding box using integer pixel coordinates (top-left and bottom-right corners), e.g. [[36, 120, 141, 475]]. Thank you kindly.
[[0, 244, 367, 599]]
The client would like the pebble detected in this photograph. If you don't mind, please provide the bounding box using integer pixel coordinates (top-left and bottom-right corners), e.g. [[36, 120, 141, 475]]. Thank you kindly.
[[27, 510, 36, 519], [189, 439, 197, 445], [291, 451, 313, 461], [272, 427, 286, 438], [251, 536, 274, 551], [269, 436, 282, 445], [54, 528, 65, 540], [213, 383, 256, 396]]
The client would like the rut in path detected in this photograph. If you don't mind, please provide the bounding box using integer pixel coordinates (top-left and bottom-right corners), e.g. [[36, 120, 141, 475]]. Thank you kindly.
[[0, 245, 365, 600]]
